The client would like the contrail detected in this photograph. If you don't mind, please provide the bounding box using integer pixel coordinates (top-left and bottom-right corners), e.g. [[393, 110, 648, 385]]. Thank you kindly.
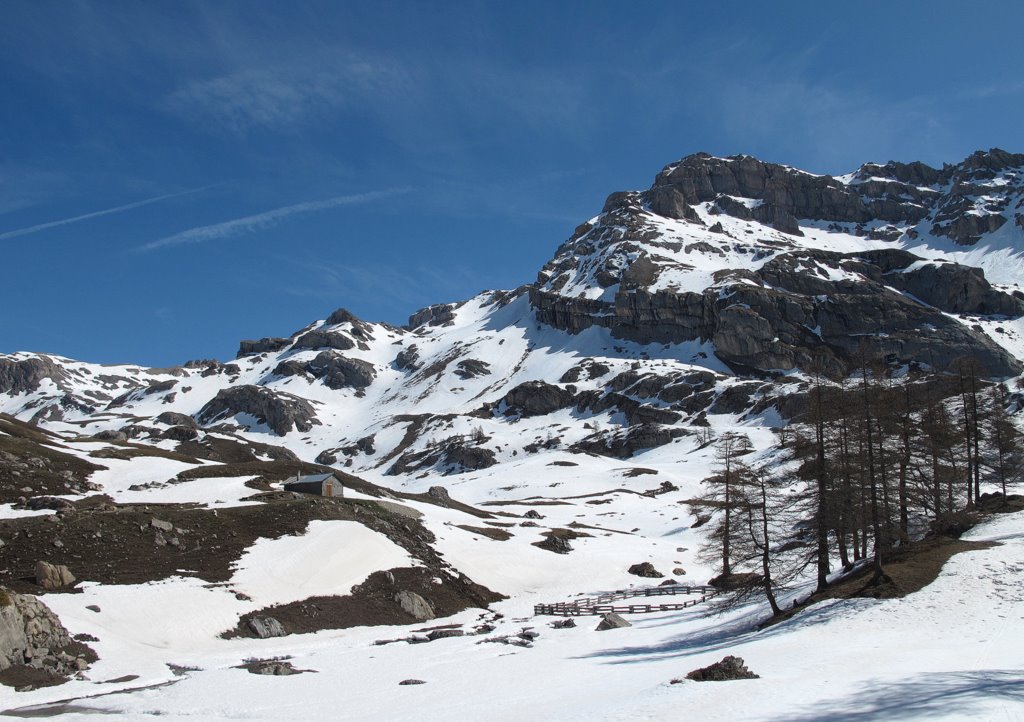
[[135, 188, 411, 252], [0, 185, 215, 241]]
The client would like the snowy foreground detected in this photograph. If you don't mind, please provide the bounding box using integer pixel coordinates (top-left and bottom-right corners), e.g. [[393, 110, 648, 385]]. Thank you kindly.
[[3, 506, 1022, 721]]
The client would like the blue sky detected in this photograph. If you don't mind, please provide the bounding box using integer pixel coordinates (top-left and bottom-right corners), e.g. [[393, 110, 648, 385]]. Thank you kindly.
[[2, 1, 1023, 366]]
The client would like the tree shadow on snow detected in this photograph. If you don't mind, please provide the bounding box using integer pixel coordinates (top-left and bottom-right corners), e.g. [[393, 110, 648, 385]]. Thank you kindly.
[[777, 669, 1024, 722], [575, 598, 865, 664]]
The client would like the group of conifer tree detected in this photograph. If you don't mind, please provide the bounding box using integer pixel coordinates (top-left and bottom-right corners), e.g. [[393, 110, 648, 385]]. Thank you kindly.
[[692, 356, 1023, 617]]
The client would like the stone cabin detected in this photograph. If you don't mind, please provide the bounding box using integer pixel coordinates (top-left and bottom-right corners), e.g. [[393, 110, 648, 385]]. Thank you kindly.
[[283, 472, 344, 498]]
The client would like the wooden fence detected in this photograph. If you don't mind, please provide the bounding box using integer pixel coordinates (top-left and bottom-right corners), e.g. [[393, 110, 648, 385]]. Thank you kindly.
[[534, 583, 719, 616]]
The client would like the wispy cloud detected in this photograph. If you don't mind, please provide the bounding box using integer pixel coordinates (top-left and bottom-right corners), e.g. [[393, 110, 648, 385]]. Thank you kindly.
[[164, 55, 410, 134], [0, 185, 213, 241], [136, 188, 411, 252]]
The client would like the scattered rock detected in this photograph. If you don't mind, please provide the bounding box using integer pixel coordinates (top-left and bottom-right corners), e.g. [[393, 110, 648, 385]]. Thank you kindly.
[[523, 509, 543, 519], [673, 567, 687, 576], [682, 655, 759, 682], [551, 618, 576, 629], [427, 628, 464, 641], [628, 562, 664, 578], [399, 678, 426, 685], [595, 613, 631, 631], [244, 659, 303, 676]]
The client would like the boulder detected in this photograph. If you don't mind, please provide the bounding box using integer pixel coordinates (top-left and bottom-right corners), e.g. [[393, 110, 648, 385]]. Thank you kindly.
[[628, 562, 664, 578], [34, 561, 75, 590], [595, 613, 631, 631], [394, 591, 435, 621], [684, 655, 759, 682], [537, 535, 573, 554], [248, 616, 286, 639]]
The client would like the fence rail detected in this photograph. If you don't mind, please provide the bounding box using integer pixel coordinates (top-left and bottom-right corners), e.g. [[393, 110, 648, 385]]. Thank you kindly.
[[534, 584, 719, 616]]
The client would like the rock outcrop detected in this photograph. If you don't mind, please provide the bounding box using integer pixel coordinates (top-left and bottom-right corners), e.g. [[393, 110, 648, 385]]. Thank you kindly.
[[0, 588, 92, 678], [197, 386, 319, 435]]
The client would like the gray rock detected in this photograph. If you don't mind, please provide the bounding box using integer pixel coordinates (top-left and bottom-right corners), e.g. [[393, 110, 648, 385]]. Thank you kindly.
[[248, 617, 286, 639], [34, 561, 75, 590], [595, 613, 631, 631], [155, 411, 199, 428], [0, 588, 84, 676], [399, 678, 426, 685], [93, 430, 128, 442], [150, 518, 174, 532], [0, 356, 67, 396], [394, 591, 435, 621]]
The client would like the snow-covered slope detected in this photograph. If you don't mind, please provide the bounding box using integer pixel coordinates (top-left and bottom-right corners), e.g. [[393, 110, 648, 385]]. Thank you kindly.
[[2, 148, 1024, 717]]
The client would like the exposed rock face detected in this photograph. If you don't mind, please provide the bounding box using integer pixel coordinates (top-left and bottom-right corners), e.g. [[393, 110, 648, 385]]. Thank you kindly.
[[237, 337, 289, 357], [0, 357, 67, 395], [395, 345, 422, 371], [291, 330, 356, 352], [408, 303, 461, 329], [394, 590, 435, 621], [500, 381, 575, 417], [454, 359, 491, 379], [532, 248, 1021, 378], [325, 308, 360, 325], [274, 352, 376, 391], [0, 588, 90, 677], [197, 386, 319, 435]]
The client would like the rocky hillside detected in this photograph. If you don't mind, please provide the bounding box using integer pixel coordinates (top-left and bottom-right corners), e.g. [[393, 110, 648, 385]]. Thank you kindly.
[[2, 149, 1023, 483]]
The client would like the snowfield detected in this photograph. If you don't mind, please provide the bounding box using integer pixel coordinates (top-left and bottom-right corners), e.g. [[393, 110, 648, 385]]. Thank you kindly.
[[5, 508, 1022, 720]]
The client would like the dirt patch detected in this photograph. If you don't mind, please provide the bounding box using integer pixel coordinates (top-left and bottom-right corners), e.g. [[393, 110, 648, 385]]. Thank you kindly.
[[0, 420, 106, 503], [456, 525, 512, 541], [764, 530, 998, 628], [228, 566, 502, 637], [0, 495, 470, 593]]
